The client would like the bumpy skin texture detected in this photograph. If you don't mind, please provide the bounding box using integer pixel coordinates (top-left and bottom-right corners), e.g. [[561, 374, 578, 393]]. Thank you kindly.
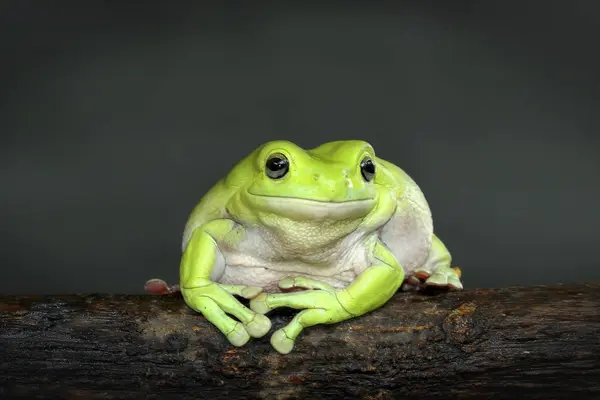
[[177, 140, 462, 354]]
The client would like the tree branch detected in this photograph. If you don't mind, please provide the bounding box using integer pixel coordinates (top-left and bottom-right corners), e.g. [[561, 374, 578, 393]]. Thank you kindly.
[[1, 283, 600, 399]]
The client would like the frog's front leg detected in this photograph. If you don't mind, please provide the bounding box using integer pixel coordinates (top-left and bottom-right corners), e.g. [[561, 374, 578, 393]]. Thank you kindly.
[[180, 220, 272, 346], [250, 241, 404, 354], [411, 234, 463, 290]]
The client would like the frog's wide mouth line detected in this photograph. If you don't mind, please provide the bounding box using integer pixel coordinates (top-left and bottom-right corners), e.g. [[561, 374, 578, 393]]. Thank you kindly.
[[248, 194, 376, 204], [246, 194, 376, 219]]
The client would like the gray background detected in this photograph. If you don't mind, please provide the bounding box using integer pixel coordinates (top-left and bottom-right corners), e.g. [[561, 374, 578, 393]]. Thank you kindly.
[[2, 1, 599, 295]]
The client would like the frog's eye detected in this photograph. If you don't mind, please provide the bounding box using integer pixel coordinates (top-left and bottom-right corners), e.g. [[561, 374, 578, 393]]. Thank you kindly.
[[265, 153, 289, 179], [360, 157, 375, 182]]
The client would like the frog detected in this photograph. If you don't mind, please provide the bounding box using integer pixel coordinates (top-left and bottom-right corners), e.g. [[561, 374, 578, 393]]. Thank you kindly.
[[146, 140, 463, 354]]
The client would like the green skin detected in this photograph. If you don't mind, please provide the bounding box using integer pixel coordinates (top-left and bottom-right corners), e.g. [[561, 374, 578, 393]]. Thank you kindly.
[[178, 140, 462, 354]]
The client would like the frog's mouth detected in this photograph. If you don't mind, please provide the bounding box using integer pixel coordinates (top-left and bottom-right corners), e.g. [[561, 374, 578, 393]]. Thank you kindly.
[[246, 194, 376, 220]]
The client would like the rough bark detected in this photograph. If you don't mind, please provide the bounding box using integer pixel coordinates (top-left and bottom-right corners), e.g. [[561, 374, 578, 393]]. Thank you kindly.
[[1, 283, 600, 399]]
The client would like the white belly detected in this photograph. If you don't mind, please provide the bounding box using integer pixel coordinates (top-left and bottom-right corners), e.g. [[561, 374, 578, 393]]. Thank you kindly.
[[215, 229, 376, 292]]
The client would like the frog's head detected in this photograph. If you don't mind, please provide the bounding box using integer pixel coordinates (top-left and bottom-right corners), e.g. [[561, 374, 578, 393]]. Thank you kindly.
[[235, 140, 379, 221]]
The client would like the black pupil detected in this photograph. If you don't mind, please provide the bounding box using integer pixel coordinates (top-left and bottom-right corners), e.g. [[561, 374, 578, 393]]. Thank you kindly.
[[267, 157, 286, 171], [362, 159, 375, 174]]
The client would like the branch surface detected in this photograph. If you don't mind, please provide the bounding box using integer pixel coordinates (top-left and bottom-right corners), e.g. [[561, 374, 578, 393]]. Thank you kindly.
[[1, 283, 600, 399]]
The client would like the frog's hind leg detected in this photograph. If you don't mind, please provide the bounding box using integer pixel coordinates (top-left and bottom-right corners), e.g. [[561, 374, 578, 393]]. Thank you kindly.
[[412, 234, 463, 290]]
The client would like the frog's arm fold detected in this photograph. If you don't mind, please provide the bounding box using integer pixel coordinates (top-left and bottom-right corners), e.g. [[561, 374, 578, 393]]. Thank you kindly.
[[180, 219, 271, 347], [336, 240, 404, 316], [250, 240, 404, 354]]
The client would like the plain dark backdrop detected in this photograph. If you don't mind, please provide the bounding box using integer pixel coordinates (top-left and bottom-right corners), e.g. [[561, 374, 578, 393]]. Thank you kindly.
[[2, 1, 599, 295]]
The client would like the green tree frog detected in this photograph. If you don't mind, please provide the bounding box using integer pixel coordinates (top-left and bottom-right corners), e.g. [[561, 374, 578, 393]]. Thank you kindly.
[[151, 140, 463, 354]]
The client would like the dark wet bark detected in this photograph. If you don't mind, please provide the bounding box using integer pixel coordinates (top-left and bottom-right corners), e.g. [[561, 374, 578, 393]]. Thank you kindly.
[[1, 283, 600, 399]]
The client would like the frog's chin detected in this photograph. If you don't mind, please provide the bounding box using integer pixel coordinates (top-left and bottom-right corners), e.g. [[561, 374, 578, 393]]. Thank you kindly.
[[246, 194, 376, 221]]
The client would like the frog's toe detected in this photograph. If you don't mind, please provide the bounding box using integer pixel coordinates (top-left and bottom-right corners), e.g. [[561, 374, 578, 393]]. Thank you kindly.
[[425, 266, 463, 290], [220, 284, 264, 299], [226, 323, 251, 347], [240, 285, 263, 299], [425, 273, 448, 287], [447, 275, 463, 290], [278, 277, 300, 292], [413, 269, 431, 281], [401, 274, 422, 291], [249, 293, 271, 314], [271, 329, 295, 355], [452, 266, 462, 279], [278, 277, 295, 289], [278, 276, 334, 292], [244, 313, 272, 338]]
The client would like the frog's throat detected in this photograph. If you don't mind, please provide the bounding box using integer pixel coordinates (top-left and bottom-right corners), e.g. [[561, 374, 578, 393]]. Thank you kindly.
[[246, 194, 376, 220]]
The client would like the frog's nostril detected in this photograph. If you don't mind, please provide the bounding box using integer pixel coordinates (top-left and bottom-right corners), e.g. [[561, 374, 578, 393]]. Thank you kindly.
[[313, 173, 320, 181]]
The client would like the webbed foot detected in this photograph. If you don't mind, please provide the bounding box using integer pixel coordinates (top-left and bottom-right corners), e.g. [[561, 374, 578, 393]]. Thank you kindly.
[[413, 266, 463, 290], [182, 282, 272, 347], [250, 277, 350, 354]]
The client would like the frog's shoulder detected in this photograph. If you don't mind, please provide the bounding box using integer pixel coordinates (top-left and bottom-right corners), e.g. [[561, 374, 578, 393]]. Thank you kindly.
[[375, 156, 431, 213], [181, 180, 227, 250], [181, 153, 256, 250], [375, 156, 419, 193]]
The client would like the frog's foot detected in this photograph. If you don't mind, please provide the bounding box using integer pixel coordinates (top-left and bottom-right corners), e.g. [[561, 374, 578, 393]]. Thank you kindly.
[[278, 276, 336, 292], [183, 282, 272, 346], [144, 278, 180, 295], [219, 284, 270, 338], [220, 284, 263, 299], [250, 282, 350, 354], [251, 277, 335, 314], [270, 308, 331, 354], [414, 266, 463, 290], [401, 275, 422, 291]]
